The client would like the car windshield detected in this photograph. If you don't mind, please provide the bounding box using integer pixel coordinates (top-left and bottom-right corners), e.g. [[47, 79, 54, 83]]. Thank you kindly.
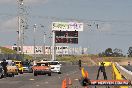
[[8, 62, 15, 66], [37, 63, 49, 66], [49, 62, 59, 65], [22, 62, 30, 66], [15, 62, 21, 64]]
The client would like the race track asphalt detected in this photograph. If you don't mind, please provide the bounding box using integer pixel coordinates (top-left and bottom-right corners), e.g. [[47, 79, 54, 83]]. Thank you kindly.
[[0, 64, 113, 88]]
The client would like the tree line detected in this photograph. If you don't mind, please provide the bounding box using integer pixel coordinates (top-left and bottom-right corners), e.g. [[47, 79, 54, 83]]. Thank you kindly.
[[98, 47, 132, 57]]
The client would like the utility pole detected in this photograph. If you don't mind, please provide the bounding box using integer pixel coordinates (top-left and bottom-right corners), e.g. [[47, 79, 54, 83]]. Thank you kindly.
[[33, 24, 37, 60], [49, 34, 52, 60], [52, 31, 56, 61], [17, 0, 28, 59], [82, 47, 84, 54], [17, 16, 21, 54], [61, 46, 63, 57], [43, 32, 46, 57]]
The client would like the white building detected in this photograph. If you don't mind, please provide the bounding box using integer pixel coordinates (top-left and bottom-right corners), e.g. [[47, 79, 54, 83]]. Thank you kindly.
[[4, 46, 88, 55], [68, 47, 88, 55], [11, 46, 69, 55]]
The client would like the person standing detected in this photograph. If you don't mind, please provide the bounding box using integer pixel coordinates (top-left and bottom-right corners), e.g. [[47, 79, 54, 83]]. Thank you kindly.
[[78, 59, 82, 70], [96, 62, 107, 80], [96, 62, 110, 88], [1, 59, 8, 77]]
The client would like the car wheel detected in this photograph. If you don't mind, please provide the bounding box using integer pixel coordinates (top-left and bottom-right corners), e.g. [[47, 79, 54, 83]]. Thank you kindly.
[[1, 74, 4, 78], [15, 73, 18, 75], [34, 72, 37, 76], [0, 74, 3, 79], [19, 70, 23, 74], [12, 74, 15, 77], [30, 70, 33, 73], [58, 72, 61, 74], [20, 72, 23, 74], [48, 73, 51, 76]]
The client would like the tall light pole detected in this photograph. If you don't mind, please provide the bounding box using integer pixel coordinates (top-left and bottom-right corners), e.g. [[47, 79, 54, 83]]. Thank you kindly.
[[33, 24, 37, 60], [49, 34, 52, 60], [17, 16, 21, 54], [61, 46, 63, 57], [40, 24, 46, 58], [17, 0, 28, 58], [43, 32, 46, 57], [52, 31, 56, 61]]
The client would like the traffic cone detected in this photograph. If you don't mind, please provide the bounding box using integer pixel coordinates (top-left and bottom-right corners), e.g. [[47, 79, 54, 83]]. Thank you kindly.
[[68, 77, 72, 85], [62, 78, 67, 88], [81, 68, 89, 78], [85, 71, 89, 78]]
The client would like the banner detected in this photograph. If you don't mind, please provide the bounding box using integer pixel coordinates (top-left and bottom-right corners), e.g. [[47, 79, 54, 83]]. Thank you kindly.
[[52, 22, 83, 31]]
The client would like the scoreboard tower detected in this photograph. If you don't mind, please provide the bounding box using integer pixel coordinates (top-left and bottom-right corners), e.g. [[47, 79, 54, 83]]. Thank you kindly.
[[52, 22, 83, 60]]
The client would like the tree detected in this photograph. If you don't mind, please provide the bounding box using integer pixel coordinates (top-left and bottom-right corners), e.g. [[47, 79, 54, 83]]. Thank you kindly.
[[98, 52, 106, 57], [128, 47, 132, 57], [113, 48, 123, 57], [105, 48, 113, 57]]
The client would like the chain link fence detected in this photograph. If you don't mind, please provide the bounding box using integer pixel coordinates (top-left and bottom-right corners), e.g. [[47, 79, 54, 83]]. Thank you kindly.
[[0, 54, 23, 61]]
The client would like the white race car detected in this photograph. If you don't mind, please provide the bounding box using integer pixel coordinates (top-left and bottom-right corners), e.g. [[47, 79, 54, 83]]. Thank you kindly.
[[41, 60, 61, 74]]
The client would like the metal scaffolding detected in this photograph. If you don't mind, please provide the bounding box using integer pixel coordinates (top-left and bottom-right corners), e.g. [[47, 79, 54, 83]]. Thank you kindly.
[[17, 0, 28, 59]]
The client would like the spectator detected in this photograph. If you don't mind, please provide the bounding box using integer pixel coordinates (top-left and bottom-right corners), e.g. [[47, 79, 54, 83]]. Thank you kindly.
[[128, 62, 130, 66], [1, 59, 8, 77], [78, 60, 81, 70]]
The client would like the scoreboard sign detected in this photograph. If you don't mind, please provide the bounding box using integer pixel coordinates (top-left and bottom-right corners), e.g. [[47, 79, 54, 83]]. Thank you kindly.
[[55, 31, 78, 44], [55, 38, 78, 44], [55, 31, 78, 37], [52, 22, 83, 44], [52, 22, 83, 31]]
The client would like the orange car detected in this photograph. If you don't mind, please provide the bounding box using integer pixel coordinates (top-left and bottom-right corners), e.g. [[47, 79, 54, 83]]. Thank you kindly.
[[32, 62, 51, 76]]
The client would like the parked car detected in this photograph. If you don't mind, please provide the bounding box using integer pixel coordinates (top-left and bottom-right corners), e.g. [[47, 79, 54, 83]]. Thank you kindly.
[[32, 62, 51, 76], [41, 60, 62, 74], [6, 60, 19, 76], [22, 61, 33, 73], [7, 65, 18, 77], [0, 63, 4, 78]]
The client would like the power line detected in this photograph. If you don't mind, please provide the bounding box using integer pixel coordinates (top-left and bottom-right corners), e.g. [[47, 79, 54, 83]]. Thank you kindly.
[[1, 13, 132, 23]]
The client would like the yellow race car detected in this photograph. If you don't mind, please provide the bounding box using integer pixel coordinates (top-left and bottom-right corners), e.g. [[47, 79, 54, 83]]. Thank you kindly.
[[14, 61, 24, 74]]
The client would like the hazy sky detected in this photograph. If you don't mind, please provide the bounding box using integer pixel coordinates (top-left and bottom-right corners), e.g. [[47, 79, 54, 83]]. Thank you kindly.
[[0, 0, 132, 54]]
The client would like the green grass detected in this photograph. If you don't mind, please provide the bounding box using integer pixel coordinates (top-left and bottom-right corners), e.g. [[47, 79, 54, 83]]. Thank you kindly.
[[57, 55, 79, 62], [0, 46, 32, 60], [56, 55, 132, 63], [0, 46, 17, 54], [57, 55, 92, 62]]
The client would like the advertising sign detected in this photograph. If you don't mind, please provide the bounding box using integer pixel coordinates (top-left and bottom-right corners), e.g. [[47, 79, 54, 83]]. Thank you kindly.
[[23, 46, 34, 54], [52, 22, 83, 31]]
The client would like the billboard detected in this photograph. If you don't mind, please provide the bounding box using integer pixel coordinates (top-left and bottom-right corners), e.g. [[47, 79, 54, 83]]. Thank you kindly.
[[23, 46, 34, 54], [10, 46, 69, 55], [52, 22, 83, 31], [24, 46, 43, 54]]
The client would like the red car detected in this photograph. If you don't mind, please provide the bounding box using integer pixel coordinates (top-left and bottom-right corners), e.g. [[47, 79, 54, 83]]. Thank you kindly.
[[32, 62, 51, 76]]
